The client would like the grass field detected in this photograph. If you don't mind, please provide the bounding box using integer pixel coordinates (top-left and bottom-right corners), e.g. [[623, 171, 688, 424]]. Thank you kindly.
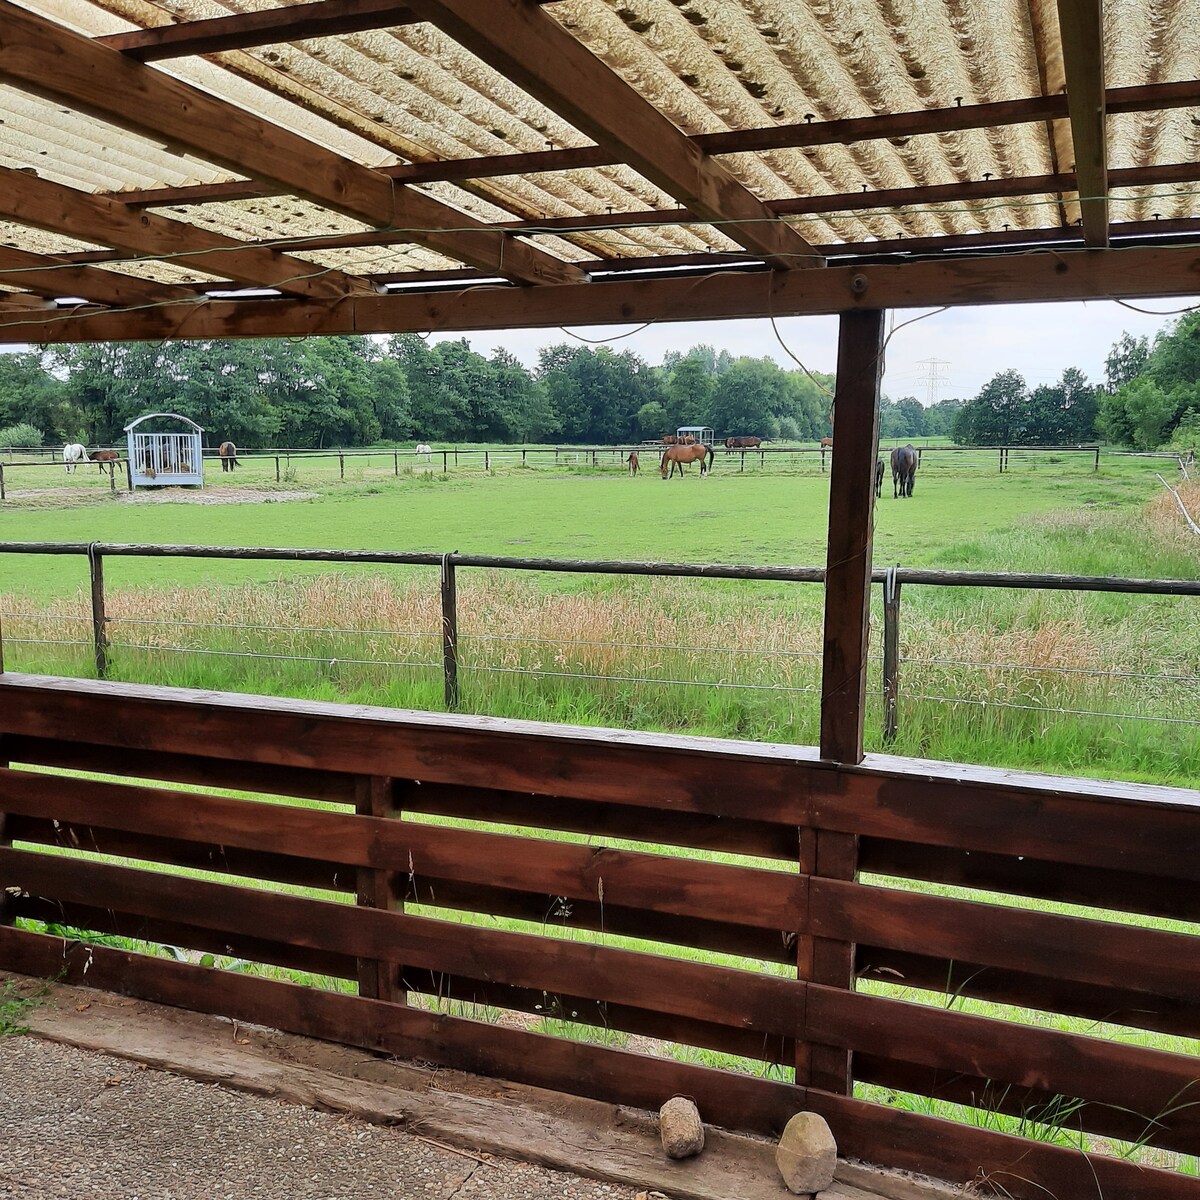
[[1, 447, 1196, 787], [4, 448, 1199, 1173]]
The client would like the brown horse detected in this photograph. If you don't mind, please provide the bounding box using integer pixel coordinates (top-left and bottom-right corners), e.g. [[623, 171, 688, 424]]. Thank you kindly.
[[725, 436, 762, 449], [661, 434, 678, 445], [626, 451, 639, 476], [219, 441, 239, 472], [661, 442, 714, 478], [820, 437, 834, 449], [92, 449, 122, 476]]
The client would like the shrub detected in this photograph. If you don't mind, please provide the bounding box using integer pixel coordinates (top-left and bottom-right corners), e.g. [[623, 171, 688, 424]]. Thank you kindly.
[[0, 422, 44, 449]]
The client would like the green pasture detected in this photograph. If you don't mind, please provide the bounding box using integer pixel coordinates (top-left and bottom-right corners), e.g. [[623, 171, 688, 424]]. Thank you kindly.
[[0, 449, 1197, 787]]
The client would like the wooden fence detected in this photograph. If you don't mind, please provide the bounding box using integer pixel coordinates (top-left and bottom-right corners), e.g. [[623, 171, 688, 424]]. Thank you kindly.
[[0, 673, 1197, 1198]]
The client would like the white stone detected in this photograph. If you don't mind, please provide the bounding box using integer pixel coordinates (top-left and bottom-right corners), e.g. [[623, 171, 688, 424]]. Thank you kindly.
[[776, 1111, 837, 1194], [658, 1096, 704, 1159]]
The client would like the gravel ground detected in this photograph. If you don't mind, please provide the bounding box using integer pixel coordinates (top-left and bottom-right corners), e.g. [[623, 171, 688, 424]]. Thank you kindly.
[[0, 1036, 638, 1200]]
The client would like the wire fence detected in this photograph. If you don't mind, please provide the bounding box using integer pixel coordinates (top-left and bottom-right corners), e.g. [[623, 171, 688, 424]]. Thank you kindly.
[[0, 542, 1197, 752]]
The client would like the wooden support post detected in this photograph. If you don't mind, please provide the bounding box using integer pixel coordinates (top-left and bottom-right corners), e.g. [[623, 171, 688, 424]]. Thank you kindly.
[[1095, 447, 1100, 472], [820, 308, 884, 765], [354, 776, 406, 1005], [0, 464, 5, 500], [394, 450, 399, 475], [441, 553, 459, 709], [454, 449, 459, 465], [740, 450, 745, 472], [522, 449, 527, 465], [275, 456, 280, 482], [442, 451, 448, 472], [882, 565, 902, 742], [339, 453, 345, 479], [88, 546, 109, 679], [485, 450, 490, 471]]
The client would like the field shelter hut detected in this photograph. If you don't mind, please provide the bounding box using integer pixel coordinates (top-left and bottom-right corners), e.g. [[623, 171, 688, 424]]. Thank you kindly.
[[124, 412, 204, 489], [676, 425, 714, 445], [0, 4, 1198, 1199]]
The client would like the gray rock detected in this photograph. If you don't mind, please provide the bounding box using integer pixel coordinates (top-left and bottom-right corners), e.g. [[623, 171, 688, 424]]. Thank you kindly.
[[658, 1096, 705, 1159], [775, 1112, 836, 1194]]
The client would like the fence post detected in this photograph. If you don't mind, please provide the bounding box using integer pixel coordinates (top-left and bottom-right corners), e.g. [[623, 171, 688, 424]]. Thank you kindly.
[[1094, 447, 1100, 472], [522, 449, 527, 465], [485, 450, 490, 471], [394, 450, 399, 476], [440, 553, 459, 710], [999, 447, 1004, 473], [882, 565, 902, 742], [354, 776, 406, 1005], [339, 453, 344, 480], [88, 544, 108, 679], [0, 464, 5, 500], [454, 448, 459, 465]]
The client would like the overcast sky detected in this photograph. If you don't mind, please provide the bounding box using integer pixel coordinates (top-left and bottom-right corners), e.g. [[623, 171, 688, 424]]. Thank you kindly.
[[428, 297, 1198, 404]]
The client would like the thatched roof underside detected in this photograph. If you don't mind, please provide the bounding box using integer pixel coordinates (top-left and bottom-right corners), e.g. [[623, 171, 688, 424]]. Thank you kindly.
[[0, 0, 1198, 337]]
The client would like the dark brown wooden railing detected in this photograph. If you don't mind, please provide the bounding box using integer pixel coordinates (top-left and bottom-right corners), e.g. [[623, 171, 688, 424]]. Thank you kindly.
[[1, 673, 1198, 1198]]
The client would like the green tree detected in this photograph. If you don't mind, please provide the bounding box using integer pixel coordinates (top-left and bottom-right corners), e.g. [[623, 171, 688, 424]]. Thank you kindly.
[[1119, 378, 1181, 449], [952, 370, 1028, 445], [537, 345, 661, 442], [1026, 368, 1098, 444], [664, 356, 715, 429], [489, 347, 558, 442], [0, 350, 74, 440], [1104, 332, 1149, 393], [708, 359, 783, 437]]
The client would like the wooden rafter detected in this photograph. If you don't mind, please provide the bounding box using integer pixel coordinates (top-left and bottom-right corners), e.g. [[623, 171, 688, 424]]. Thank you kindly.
[[6, 246, 1200, 345], [97, 0, 560, 61], [403, 0, 820, 269], [96, 79, 1200, 214], [1056, 0, 1109, 246], [0, 2, 581, 287], [0, 167, 370, 301], [0, 246, 204, 308]]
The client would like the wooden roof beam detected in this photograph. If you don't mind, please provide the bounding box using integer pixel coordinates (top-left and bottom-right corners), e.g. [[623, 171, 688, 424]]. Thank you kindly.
[[7, 245, 1200, 345], [98, 0, 561, 62], [0, 245, 207, 308], [403, 0, 820, 270], [0, 2, 581, 287], [0, 167, 369, 301], [1056, 0, 1109, 246]]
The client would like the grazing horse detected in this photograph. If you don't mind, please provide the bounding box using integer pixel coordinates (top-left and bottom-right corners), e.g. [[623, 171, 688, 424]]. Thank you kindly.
[[661, 435, 678, 446], [874, 458, 884, 499], [890, 444, 918, 498], [661, 442, 714, 479], [92, 449, 122, 476], [63, 442, 88, 473], [725, 436, 763, 449], [819, 437, 834, 449], [219, 441, 239, 472], [415, 443, 432, 461], [626, 451, 639, 476]]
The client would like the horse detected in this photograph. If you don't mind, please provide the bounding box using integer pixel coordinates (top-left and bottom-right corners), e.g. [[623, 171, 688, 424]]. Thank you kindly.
[[661, 442, 714, 479], [890, 444, 918, 498], [219, 441, 239, 472], [681, 434, 696, 445], [92, 449, 122, 476], [626, 451, 639, 476], [63, 443, 88, 474], [725, 436, 763, 449], [415, 443, 432, 461], [874, 458, 884, 499], [819, 437, 834, 449], [661, 435, 678, 446]]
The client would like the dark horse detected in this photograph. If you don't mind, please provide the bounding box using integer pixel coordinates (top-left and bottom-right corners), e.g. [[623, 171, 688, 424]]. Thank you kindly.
[[661, 442, 714, 478], [219, 441, 240, 472], [890, 444, 917, 498], [725, 436, 763, 449], [874, 458, 884, 498], [92, 449, 122, 476]]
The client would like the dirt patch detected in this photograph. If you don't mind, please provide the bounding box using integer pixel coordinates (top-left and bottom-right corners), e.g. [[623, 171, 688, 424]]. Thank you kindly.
[[4, 486, 318, 508]]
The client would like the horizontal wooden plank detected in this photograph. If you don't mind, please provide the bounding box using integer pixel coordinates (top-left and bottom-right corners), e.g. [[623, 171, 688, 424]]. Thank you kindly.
[[0, 847, 801, 1039], [0, 769, 801, 935], [807, 986, 1200, 1154], [854, 1055, 1193, 1154], [815, 769, 1200, 882], [0, 677, 809, 822], [408, 782, 798, 859], [1, 733, 356, 804], [860, 837, 1200, 923], [6, 927, 1194, 1199], [409, 879, 795, 964], [400, 967, 791, 1066], [11, 894, 356, 980], [857, 946, 1200, 1040], [813, 879, 1200, 1004]]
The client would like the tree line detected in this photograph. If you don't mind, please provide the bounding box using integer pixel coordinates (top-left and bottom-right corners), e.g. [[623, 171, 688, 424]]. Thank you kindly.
[[0, 336, 834, 449]]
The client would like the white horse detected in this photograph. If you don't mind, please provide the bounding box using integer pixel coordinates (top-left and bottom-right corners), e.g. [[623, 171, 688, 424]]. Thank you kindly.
[[415, 443, 433, 462], [63, 443, 89, 474]]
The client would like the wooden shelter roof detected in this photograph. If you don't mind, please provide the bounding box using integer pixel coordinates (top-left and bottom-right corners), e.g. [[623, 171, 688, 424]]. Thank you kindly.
[[1, 0, 1199, 340]]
